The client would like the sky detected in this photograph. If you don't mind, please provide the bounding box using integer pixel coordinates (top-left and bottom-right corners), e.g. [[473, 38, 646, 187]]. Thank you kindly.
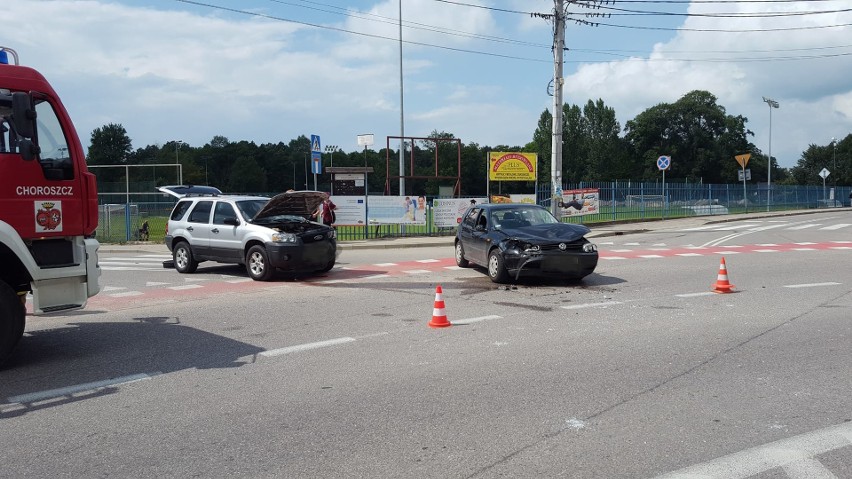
[[5, 0, 852, 170]]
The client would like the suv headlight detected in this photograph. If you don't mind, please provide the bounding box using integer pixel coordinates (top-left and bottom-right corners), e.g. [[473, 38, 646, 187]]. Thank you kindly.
[[583, 243, 597, 253], [328, 229, 337, 239], [271, 232, 297, 243]]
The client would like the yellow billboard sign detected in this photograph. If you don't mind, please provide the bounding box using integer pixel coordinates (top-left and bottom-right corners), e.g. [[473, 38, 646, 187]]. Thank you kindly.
[[489, 152, 537, 181], [735, 153, 751, 168]]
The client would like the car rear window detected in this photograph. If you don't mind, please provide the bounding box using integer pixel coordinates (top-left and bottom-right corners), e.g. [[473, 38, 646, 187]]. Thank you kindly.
[[170, 200, 193, 221]]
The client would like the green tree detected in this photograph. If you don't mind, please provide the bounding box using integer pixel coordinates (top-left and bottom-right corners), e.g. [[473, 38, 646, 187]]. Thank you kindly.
[[582, 99, 624, 181], [228, 156, 267, 193], [88, 123, 132, 165], [624, 90, 753, 183]]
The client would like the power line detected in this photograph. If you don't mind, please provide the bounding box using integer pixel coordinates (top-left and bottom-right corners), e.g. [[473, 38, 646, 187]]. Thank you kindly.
[[174, 0, 551, 62], [174, 0, 852, 64]]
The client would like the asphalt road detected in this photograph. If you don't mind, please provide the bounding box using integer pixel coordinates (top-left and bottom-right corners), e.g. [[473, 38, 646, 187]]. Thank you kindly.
[[1, 210, 850, 478]]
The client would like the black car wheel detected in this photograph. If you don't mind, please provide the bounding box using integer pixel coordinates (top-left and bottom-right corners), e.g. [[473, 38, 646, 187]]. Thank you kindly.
[[455, 241, 469, 267], [246, 245, 275, 281], [488, 249, 510, 283], [318, 257, 335, 273], [173, 241, 198, 274]]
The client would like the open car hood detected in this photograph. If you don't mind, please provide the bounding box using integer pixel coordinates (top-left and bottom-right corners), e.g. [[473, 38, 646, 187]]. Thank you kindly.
[[253, 190, 327, 221]]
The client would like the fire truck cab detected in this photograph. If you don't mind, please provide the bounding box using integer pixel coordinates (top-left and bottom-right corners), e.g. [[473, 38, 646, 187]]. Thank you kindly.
[[0, 47, 101, 365]]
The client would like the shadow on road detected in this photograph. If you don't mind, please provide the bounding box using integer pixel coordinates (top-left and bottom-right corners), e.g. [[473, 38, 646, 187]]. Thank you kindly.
[[0, 316, 265, 417]]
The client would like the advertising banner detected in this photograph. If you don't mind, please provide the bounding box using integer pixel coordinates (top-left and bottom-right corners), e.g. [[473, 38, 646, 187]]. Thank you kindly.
[[330, 196, 366, 225], [489, 194, 536, 205], [488, 152, 537, 181], [559, 188, 599, 217], [367, 195, 427, 225], [433, 198, 488, 228]]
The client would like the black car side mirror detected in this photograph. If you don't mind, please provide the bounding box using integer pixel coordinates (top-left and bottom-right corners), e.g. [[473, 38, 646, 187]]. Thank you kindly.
[[223, 217, 240, 226]]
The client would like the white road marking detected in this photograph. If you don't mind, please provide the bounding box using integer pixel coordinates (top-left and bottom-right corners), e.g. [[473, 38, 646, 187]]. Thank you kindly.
[[755, 249, 780, 253], [786, 224, 820, 230], [713, 251, 741, 255], [602, 256, 627, 260], [260, 337, 356, 358], [757, 243, 779, 246], [452, 315, 501, 325], [145, 281, 171, 287], [108, 291, 145, 298], [225, 278, 253, 283], [561, 301, 623, 310], [675, 292, 715, 298], [783, 282, 842, 288], [822, 224, 850, 230], [639, 255, 664, 259], [829, 246, 852, 250], [794, 242, 817, 245], [374, 262, 397, 267], [416, 259, 440, 263], [361, 274, 391, 280], [168, 284, 204, 290], [5, 373, 157, 405], [655, 421, 852, 479], [792, 248, 817, 251], [444, 266, 465, 270], [830, 240, 852, 244], [102, 286, 126, 292], [101, 266, 165, 271], [611, 249, 633, 253], [675, 253, 704, 257], [403, 269, 431, 274]]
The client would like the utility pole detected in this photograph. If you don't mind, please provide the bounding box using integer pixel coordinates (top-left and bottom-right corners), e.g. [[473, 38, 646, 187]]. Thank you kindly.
[[550, 0, 565, 217]]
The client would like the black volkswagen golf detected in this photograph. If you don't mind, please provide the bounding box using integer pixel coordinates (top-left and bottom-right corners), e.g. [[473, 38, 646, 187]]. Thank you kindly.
[[454, 203, 598, 283]]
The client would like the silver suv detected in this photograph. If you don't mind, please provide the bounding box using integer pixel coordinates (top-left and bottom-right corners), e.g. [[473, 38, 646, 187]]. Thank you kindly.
[[159, 186, 337, 281]]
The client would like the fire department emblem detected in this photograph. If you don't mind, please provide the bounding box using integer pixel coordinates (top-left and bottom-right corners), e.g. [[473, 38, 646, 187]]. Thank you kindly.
[[34, 201, 63, 233]]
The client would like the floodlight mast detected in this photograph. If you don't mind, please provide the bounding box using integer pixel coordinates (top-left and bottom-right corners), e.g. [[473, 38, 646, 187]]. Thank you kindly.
[[762, 97, 779, 211]]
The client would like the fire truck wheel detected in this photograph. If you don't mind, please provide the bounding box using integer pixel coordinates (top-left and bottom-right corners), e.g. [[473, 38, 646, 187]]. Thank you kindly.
[[173, 241, 198, 274], [0, 282, 26, 366]]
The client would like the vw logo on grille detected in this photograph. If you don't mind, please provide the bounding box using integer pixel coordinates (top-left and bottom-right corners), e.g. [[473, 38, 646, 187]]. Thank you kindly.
[[314, 235, 324, 240], [558, 243, 567, 251]]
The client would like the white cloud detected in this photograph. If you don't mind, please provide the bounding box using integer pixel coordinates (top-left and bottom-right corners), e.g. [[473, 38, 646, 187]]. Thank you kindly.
[[5, 0, 850, 170]]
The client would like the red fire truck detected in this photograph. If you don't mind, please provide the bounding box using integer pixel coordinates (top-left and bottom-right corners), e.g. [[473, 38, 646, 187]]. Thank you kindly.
[[0, 47, 101, 365]]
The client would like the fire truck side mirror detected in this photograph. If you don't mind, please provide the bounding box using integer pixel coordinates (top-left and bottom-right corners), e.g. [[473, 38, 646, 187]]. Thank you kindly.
[[11, 92, 35, 139], [11, 92, 38, 161]]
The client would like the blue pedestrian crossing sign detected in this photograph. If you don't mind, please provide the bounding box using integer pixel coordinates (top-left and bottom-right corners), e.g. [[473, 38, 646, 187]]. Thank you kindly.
[[657, 155, 671, 171], [311, 134, 321, 153]]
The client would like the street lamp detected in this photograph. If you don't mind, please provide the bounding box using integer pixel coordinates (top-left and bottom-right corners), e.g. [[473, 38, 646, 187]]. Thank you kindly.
[[324, 144, 338, 195], [173, 140, 185, 184], [762, 97, 779, 211], [831, 137, 837, 194]]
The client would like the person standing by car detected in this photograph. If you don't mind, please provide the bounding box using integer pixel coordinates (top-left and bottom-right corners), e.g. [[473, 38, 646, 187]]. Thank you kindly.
[[319, 196, 337, 227]]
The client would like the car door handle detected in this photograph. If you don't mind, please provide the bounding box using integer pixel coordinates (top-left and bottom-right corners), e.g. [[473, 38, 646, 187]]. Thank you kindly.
[[211, 228, 219, 233], [186, 226, 194, 232]]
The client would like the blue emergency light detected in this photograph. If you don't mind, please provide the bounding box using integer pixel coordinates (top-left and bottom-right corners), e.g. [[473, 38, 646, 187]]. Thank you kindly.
[[0, 50, 8, 65]]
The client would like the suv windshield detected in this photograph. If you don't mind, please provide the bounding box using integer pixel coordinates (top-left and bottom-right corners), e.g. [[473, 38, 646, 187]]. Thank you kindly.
[[235, 199, 268, 220]]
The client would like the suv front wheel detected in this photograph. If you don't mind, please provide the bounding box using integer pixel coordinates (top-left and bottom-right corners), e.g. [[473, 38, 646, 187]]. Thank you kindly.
[[173, 241, 198, 274], [246, 245, 275, 281]]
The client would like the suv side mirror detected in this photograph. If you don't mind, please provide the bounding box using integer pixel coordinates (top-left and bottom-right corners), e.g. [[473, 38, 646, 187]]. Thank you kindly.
[[223, 217, 240, 226]]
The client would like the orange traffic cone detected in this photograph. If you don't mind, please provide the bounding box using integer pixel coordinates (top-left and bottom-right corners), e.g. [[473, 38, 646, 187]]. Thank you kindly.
[[712, 257, 735, 293], [428, 284, 451, 328]]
